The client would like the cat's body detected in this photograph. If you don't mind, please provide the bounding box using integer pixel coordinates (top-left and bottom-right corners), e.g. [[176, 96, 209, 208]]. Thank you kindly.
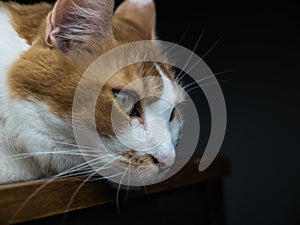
[[0, 0, 183, 184], [0, 3, 84, 182]]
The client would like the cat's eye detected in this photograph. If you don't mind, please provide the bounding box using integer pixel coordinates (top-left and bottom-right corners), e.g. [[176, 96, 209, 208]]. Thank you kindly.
[[113, 90, 140, 117], [128, 104, 140, 117], [170, 108, 176, 121]]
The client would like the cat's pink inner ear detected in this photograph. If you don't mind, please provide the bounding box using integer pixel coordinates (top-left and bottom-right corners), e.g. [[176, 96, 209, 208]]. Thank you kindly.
[[45, 0, 114, 50], [114, 0, 156, 40], [45, 0, 77, 47], [45, 11, 59, 47]]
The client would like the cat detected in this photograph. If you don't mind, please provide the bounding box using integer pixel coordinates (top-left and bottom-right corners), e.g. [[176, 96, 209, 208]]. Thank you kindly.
[[0, 0, 183, 185]]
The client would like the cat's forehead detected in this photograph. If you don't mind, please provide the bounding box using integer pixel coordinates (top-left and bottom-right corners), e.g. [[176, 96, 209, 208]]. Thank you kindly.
[[106, 61, 173, 99]]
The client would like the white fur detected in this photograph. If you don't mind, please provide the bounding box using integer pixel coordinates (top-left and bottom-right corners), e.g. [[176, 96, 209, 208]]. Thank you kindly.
[[0, 5, 182, 183], [128, 0, 153, 6], [113, 64, 181, 168], [144, 64, 180, 167], [0, 9, 83, 183], [0, 9, 29, 95]]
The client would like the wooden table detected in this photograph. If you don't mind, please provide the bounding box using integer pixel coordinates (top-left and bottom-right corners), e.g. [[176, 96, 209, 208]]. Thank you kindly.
[[0, 156, 230, 225]]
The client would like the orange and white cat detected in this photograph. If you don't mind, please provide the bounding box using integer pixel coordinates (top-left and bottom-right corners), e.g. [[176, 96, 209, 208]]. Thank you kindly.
[[0, 0, 183, 184]]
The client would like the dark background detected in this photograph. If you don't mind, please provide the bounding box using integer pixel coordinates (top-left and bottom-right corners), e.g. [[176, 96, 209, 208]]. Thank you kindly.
[[5, 0, 300, 224], [155, 2, 299, 225]]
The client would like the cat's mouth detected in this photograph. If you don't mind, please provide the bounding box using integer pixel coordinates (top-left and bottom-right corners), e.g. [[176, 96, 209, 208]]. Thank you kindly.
[[120, 150, 158, 167], [93, 150, 166, 186]]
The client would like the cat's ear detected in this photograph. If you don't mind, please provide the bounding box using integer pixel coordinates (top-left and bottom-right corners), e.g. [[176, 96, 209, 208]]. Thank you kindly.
[[114, 0, 156, 40], [46, 0, 114, 51]]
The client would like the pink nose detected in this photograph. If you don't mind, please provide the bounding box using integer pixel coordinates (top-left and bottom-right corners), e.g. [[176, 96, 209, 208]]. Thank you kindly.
[[155, 155, 175, 169]]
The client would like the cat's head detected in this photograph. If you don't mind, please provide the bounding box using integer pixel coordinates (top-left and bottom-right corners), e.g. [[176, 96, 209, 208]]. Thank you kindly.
[[9, 0, 185, 185]]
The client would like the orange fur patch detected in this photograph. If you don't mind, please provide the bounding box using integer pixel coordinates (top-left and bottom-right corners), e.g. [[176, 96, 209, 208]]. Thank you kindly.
[[6, 1, 174, 138], [1, 2, 52, 45], [121, 150, 156, 166]]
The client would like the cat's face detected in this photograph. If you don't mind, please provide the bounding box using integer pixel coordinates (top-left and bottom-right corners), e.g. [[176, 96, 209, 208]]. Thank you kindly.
[[8, 0, 184, 185], [91, 62, 183, 185]]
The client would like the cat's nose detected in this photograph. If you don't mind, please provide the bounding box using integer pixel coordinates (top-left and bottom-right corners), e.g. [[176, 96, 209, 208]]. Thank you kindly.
[[153, 155, 175, 169]]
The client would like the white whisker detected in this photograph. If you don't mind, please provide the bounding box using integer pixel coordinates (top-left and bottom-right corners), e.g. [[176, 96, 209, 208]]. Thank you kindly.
[[48, 139, 97, 151], [176, 27, 206, 83], [137, 168, 147, 193], [185, 35, 224, 77], [116, 165, 129, 214], [8, 151, 98, 161], [65, 156, 123, 213], [9, 153, 118, 223], [187, 79, 230, 94], [183, 67, 237, 91]]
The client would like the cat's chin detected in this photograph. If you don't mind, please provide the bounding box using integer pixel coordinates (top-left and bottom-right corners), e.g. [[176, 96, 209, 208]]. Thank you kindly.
[[92, 159, 162, 187], [96, 150, 166, 186]]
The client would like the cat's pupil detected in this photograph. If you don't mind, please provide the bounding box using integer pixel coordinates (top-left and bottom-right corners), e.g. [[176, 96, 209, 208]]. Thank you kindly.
[[129, 104, 140, 117], [113, 90, 139, 116], [170, 108, 176, 122]]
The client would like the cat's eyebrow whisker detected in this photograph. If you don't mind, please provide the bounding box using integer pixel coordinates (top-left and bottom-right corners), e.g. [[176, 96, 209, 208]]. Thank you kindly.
[[187, 79, 232, 94], [183, 67, 238, 91], [162, 25, 191, 61], [187, 82, 221, 93], [176, 27, 207, 83], [184, 35, 224, 77]]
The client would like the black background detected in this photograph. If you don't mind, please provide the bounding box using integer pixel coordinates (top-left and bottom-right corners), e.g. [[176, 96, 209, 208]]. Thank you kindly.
[[4, 0, 299, 224]]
